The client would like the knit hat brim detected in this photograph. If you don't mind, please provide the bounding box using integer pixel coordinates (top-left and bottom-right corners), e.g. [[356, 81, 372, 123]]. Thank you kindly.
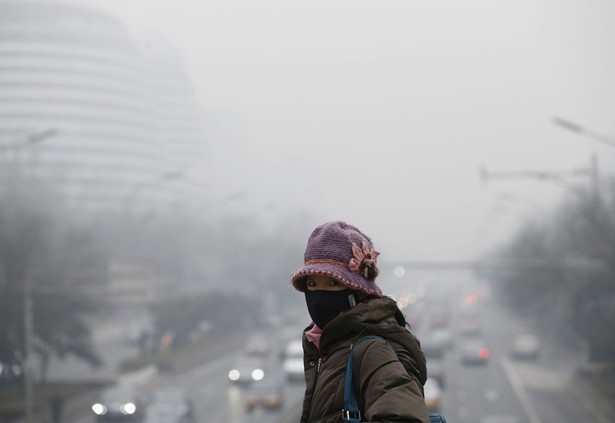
[[290, 262, 383, 297]]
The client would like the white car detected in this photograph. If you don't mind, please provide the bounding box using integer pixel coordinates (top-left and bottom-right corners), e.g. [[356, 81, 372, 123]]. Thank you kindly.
[[511, 334, 540, 361], [282, 339, 304, 382], [424, 378, 442, 412]]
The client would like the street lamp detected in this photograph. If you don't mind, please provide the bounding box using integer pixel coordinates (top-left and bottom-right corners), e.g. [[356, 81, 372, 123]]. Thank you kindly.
[[23, 273, 34, 423], [0, 128, 60, 153], [553, 117, 615, 149]]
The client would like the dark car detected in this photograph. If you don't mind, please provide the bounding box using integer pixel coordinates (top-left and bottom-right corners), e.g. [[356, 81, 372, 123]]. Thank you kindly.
[[459, 315, 482, 336], [461, 340, 490, 365], [244, 379, 284, 411], [422, 331, 451, 359], [91, 386, 147, 422], [422, 340, 445, 359], [228, 356, 266, 385], [244, 335, 271, 357]]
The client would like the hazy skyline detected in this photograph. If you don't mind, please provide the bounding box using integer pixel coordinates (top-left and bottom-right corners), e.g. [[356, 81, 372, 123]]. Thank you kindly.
[[75, 0, 615, 261]]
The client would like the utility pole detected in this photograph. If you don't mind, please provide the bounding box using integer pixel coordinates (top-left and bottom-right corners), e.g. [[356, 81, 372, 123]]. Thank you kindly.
[[589, 154, 600, 201], [481, 117, 614, 198], [553, 116, 615, 201], [24, 272, 34, 423]]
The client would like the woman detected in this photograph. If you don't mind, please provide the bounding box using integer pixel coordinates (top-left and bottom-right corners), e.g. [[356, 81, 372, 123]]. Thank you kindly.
[[291, 221, 430, 423]]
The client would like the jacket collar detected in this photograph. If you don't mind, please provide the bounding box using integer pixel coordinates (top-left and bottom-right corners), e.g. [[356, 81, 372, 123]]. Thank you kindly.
[[317, 296, 404, 352]]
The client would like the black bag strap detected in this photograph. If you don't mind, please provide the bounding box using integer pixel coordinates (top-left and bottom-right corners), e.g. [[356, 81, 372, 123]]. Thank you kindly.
[[342, 335, 447, 423]]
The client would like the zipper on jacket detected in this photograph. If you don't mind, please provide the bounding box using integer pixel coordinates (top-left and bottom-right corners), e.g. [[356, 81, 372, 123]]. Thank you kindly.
[[305, 356, 324, 423]]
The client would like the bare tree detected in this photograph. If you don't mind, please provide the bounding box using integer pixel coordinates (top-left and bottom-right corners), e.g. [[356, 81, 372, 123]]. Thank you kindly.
[[489, 179, 615, 365], [0, 173, 107, 386]]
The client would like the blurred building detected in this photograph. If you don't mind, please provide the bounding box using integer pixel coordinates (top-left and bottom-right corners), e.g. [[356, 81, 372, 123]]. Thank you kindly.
[[0, 0, 206, 211]]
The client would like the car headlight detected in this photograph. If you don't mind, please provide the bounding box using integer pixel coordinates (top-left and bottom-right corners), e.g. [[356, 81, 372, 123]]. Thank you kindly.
[[92, 403, 107, 415], [120, 402, 136, 415], [228, 369, 240, 381], [251, 368, 265, 381]]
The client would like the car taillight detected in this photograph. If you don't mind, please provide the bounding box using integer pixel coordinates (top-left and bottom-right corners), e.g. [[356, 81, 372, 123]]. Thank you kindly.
[[479, 347, 490, 359]]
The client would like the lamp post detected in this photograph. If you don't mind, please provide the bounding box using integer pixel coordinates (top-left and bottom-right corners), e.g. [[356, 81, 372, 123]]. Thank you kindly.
[[553, 117, 615, 149], [1, 128, 60, 193], [0, 128, 60, 154], [24, 273, 34, 423]]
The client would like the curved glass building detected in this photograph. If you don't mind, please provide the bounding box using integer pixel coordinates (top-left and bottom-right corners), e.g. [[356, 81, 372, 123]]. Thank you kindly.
[[0, 0, 205, 211]]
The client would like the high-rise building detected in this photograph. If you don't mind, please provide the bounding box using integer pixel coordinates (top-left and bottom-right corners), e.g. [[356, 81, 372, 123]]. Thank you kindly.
[[0, 0, 206, 211]]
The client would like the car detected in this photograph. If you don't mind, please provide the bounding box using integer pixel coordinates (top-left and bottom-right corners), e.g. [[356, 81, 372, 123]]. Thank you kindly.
[[426, 359, 446, 389], [421, 338, 445, 359], [91, 386, 147, 422], [282, 339, 304, 382], [511, 334, 540, 361], [146, 386, 194, 423], [228, 357, 265, 385], [424, 378, 443, 412], [461, 340, 490, 365], [459, 315, 482, 336], [429, 312, 451, 329], [244, 335, 271, 357], [421, 331, 451, 359], [244, 379, 284, 411], [431, 328, 453, 349]]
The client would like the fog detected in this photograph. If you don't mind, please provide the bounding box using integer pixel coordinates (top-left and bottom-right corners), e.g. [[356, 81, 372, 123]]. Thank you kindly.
[[1, 1, 614, 423], [89, 0, 615, 261]]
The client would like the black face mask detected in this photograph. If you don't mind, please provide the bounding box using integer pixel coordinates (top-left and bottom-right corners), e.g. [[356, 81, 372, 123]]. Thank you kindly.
[[305, 289, 356, 329]]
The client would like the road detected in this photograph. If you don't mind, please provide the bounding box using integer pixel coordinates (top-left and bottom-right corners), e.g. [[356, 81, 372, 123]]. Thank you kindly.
[[66, 269, 612, 423], [280, 269, 612, 423], [69, 323, 307, 423], [409, 270, 610, 423]]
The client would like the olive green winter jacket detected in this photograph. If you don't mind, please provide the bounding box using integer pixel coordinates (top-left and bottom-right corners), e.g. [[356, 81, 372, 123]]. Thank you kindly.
[[300, 296, 430, 423]]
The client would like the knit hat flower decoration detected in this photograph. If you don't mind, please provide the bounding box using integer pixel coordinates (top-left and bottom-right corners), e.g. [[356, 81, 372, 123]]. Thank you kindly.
[[348, 240, 380, 280]]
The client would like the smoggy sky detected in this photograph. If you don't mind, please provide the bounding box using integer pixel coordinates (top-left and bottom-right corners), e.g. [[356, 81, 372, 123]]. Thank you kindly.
[[77, 0, 615, 261]]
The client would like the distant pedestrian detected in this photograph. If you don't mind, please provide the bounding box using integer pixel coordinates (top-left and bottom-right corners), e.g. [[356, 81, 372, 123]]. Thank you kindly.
[[290, 221, 430, 422]]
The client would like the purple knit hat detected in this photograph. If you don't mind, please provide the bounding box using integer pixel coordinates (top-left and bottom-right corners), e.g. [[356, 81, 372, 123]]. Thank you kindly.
[[290, 221, 383, 297]]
